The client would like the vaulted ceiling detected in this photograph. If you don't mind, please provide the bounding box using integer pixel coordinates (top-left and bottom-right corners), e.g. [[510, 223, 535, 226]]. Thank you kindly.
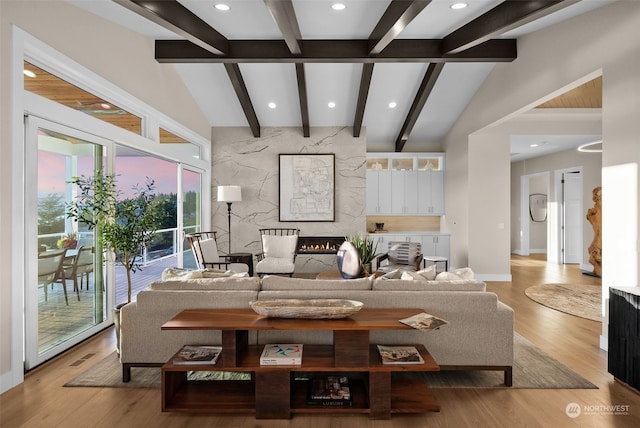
[[68, 0, 610, 155]]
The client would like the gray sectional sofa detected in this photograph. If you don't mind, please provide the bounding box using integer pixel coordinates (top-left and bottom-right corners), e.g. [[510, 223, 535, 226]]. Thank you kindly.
[[119, 274, 514, 385]]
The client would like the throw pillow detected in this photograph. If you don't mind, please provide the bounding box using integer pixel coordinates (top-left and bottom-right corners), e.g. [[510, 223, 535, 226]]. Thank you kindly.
[[262, 235, 298, 259], [401, 271, 415, 280], [380, 269, 402, 280], [453, 267, 475, 280], [435, 271, 463, 281]]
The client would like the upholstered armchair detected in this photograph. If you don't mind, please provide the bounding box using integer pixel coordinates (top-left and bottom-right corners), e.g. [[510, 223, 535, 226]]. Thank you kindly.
[[375, 241, 423, 273], [255, 228, 300, 277], [186, 232, 249, 273]]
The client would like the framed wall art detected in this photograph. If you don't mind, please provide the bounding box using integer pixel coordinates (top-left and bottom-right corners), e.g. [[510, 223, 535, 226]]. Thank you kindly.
[[279, 153, 335, 222]]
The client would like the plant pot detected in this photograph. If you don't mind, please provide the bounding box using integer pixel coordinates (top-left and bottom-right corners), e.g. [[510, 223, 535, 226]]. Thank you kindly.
[[113, 302, 127, 355]]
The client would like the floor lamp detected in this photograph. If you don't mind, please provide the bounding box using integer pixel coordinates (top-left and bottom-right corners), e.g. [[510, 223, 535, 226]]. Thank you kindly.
[[217, 185, 242, 254]]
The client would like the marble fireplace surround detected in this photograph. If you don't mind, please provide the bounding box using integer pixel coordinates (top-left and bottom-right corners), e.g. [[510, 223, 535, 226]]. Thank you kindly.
[[211, 127, 367, 273]]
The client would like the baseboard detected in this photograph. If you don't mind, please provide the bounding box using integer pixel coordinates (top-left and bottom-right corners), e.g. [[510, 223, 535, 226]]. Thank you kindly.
[[476, 274, 513, 282], [512, 249, 528, 256], [0, 368, 22, 395], [529, 249, 547, 254]]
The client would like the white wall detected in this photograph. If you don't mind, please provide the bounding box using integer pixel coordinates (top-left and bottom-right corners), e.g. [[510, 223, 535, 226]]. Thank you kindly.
[[443, 1, 640, 347], [1, 1, 210, 392], [511, 148, 602, 266]]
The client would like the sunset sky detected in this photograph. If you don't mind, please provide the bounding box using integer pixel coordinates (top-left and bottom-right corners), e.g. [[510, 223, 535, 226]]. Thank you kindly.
[[38, 151, 200, 199]]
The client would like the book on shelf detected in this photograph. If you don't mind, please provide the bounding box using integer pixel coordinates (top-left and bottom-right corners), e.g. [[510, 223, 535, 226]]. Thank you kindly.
[[172, 345, 222, 365], [377, 345, 424, 365], [399, 311, 448, 330], [306, 375, 351, 407], [260, 344, 303, 365]]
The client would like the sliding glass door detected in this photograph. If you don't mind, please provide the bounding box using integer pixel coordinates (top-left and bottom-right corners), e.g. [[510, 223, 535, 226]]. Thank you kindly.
[[25, 117, 112, 369]]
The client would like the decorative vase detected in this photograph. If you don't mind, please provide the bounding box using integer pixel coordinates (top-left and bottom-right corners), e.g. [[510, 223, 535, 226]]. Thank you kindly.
[[336, 241, 362, 279]]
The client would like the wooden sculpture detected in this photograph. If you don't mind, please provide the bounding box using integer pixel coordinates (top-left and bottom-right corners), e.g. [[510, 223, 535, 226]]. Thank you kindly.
[[586, 186, 602, 276]]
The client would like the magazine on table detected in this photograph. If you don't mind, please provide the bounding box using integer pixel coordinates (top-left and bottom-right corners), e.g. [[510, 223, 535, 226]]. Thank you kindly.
[[306, 375, 351, 406], [399, 311, 448, 330], [377, 345, 424, 365], [172, 345, 222, 365], [260, 344, 303, 365]]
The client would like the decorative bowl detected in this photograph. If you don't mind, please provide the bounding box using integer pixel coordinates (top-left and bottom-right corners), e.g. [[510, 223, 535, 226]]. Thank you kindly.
[[249, 299, 364, 319]]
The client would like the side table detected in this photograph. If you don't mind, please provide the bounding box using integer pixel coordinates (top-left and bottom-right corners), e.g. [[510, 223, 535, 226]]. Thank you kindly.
[[423, 256, 448, 273], [227, 252, 254, 276]]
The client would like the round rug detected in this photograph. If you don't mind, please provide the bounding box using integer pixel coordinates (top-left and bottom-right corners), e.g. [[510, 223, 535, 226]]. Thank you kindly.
[[524, 283, 602, 322]]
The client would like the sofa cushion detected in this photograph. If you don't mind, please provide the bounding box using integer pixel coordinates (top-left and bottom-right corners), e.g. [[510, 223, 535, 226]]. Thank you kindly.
[[262, 235, 297, 259], [372, 278, 486, 292], [453, 267, 475, 280], [147, 277, 261, 291], [256, 257, 296, 274], [260, 275, 372, 291], [378, 268, 403, 279]]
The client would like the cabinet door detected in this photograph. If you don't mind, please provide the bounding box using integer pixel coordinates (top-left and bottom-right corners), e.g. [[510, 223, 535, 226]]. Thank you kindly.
[[366, 171, 392, 214], [421, 235, 437, 256], [366, 171, 378, 214], [429, 171, 445, 215], [417, 170, 445, 214], [378, 172, 392, 214], [434, 235, 450, 259], [404, 171, 419, 214], [390, 171, 405, 214]]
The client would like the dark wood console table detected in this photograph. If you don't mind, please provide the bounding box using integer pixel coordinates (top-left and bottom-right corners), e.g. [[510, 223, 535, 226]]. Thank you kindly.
[[161, 308, 440, 419]]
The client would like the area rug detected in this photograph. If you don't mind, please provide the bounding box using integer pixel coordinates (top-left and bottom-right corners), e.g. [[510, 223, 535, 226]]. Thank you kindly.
[[525, 283, 601, 322], [64, 334, 596, 389]]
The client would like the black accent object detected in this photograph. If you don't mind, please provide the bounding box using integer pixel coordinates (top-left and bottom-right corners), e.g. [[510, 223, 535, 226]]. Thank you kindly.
[[227, 252, 254, 277], [608, 287, 640, 392]]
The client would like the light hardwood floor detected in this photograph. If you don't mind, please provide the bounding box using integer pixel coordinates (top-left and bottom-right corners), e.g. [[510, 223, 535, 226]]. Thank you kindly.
[[2, 255, 640, 427]]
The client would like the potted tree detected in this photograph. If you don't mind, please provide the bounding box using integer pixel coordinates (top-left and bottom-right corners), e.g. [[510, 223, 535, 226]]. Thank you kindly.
[[66, 172, 164, 350]]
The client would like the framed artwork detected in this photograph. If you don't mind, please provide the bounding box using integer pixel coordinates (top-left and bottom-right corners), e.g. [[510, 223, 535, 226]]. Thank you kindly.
[[279, 153, 335, 222]]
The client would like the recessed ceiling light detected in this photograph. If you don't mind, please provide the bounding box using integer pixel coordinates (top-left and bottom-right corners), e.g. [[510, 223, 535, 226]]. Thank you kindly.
[[100, 103, 112, 110], [450, 3, 468, 10], [331, 3, 346, 11], [214, 4, 230, 11], [530, 143, 539, 148], [268, 102, 277, 109], [23, 69, 36, 78], [388, 102, 397, 109], [328, 102, 336, 108]]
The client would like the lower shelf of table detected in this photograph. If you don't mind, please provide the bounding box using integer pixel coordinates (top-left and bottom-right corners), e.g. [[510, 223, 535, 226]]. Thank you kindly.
[[162, 375, 439, 416]]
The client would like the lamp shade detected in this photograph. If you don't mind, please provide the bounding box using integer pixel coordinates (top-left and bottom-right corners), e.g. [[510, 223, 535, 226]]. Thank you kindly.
[[217, 185, 242, 202]]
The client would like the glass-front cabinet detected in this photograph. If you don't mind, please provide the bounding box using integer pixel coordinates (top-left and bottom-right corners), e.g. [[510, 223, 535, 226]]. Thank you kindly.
[[366, 153, 444, 216]]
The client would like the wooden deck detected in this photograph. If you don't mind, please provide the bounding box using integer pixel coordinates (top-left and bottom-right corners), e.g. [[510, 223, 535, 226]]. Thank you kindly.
[[37, 256, 181, 353]]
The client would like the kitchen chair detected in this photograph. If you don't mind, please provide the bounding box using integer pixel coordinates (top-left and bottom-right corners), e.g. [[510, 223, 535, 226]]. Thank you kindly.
[[65, 245, 95, 292], [255, 228, 300, 277]]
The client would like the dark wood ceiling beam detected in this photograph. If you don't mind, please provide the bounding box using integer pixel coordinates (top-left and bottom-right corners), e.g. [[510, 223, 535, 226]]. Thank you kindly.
[[113, 0, 228, 55], [295, 64, 310, 137], [155, 39, 516, 63], [442, 0, 578, 54], [263, 0, 302, 55], [368, 0, 432, 55], [395, 62, 444, 152], [224, 63, 260, 138], [353, 64, 375, 138]]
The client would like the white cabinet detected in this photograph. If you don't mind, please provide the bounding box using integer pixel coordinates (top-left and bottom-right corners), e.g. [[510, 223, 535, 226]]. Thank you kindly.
[[391, 171, 418, 214], [417, 170, 444, 215], [366, 153, 444, 216], [421, 234, 450, 259], [366, 171, 392, 214]]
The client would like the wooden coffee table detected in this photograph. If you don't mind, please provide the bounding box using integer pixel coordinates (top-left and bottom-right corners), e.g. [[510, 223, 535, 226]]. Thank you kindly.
[[161, 308, 440, 419]]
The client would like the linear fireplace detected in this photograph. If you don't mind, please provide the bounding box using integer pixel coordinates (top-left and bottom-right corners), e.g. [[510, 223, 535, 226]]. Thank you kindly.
[[297, 236, 345, 254]]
